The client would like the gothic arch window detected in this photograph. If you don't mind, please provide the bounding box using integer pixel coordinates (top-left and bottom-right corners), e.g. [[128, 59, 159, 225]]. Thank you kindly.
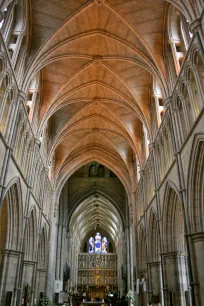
[[95, 232, 101, 253], [142, 125, 150, 163], [0, 182, 23, 304], [102, 237, 108, 254], [88, 237, 94, 254], [88, 233, 109, 254], [0, 5, 9, 29], [188, 139, 204, 233], [26, 73, 40, 124], [7, 1, 26, 65], [152, 77, 165, 130], [168, 6, 190, 75], [136, 154, 141, 182], [0, 1, 13, 33], [163, 186, 185, 252], [0, 0, 28, 74]]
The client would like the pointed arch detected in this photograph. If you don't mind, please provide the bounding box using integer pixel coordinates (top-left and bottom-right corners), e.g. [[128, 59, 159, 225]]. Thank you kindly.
[[0, 177, 23, 251], [38, 225, 48, 270], [187, 134, 204, 233], [137, 224, 147, 271], [162, 181, 185, 253], [24, 206, 37, 261], [148, 208, 160, 262]]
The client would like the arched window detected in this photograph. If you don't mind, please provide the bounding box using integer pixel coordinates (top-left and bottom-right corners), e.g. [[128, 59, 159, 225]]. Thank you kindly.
[[95, 232, 101, 254], [0, 6, 9, 29], [0, 1, 13, 32], [168, 6, 190, 75], [0, 0, 28, 75], [88, 233, 109, 254], [26, 73, 40, 122], [7, 1, 26, 64], [102, 237, 108, 254], [88, 237, 94, 254], [152, 77, 165, 129], [135, 154, 140, 181], [142, 125, 149, 162]]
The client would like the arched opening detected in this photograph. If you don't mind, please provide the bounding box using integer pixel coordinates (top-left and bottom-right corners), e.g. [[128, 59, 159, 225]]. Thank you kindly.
[[36, 227, 48, 304], [167, 6, 189, 75], [137, 225, 147, 306], [188, 139, 204, 233], [0, 182, 23, 306], [148, 210, 161, 304], [188, 138, 204, 304], [54, 162, 128, 303], [193, 50, 204, 103], [162, 185, 188, 306]]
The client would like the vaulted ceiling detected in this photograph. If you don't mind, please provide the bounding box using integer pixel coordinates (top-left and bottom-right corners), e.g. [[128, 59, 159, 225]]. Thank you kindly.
[[25, 0, 174, 197]]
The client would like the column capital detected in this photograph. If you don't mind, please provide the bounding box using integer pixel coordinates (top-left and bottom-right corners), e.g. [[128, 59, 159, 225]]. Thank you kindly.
[[161, 251, 187, 258], [147, 261, 161, 267], [189, 231, 204, 242]]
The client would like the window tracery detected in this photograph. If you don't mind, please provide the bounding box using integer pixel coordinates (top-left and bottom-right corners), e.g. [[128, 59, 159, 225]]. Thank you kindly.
[[88, 233, 108, 254]]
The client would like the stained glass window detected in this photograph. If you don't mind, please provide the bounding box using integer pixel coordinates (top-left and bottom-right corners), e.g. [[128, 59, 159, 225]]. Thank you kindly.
[[102, 237, 108, 254], [95, 232, 101, 253], [88, 237, 94, 253], [88, 234, 108, 254]]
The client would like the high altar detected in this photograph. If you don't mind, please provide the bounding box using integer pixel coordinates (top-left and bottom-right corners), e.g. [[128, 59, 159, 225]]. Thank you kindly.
[[77, 253, 117, 298]]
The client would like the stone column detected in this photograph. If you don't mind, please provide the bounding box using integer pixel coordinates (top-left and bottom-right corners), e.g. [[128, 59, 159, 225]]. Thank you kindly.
[[125, 226, 131, 291], [190, 232, 204, 305], [162, 251, 189, 306], [148, 261, 162, 305], [46, 202, 58, 300]]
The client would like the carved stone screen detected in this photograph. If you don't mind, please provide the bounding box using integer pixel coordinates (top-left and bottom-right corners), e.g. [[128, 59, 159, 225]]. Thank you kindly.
[[78, 253, 117, 286]]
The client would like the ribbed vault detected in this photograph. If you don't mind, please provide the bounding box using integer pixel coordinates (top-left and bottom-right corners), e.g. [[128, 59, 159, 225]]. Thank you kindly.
[[24, 0, 176, 198], [69, 195, 123, 251], [25, 0, 196, 207]]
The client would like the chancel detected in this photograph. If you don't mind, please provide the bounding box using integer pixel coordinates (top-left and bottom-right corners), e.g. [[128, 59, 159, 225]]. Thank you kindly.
[[0, 1, 204, 306]]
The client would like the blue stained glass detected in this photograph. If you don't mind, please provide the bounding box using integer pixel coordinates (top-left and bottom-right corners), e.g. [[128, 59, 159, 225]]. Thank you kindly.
[[88, 234, 108, 253], [102, 237, 108, 254], [95, 232, 101, 253], [88, 237, 94, 253]]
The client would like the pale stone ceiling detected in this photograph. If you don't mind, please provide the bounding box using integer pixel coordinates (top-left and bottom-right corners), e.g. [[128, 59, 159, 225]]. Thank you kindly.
[[25, 0, 172, 197], [69, 196, 123, 248]]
